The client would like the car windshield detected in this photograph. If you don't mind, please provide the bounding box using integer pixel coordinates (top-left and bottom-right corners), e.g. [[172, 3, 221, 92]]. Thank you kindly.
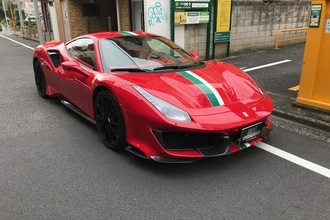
[[99, 36, 199, 72]]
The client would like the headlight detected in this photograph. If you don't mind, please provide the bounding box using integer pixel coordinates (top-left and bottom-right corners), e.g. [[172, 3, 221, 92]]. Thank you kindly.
[[133, 86, 191, 123]]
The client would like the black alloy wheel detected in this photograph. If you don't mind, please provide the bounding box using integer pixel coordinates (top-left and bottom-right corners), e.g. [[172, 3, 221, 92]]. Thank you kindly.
[[34, 60, 48, 98], [94, 90, 126, 150]]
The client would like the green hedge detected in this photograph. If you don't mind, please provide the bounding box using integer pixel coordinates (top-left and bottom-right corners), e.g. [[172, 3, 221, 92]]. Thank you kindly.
[[24, 20, 36, 28], [13, 9, 26, 26]]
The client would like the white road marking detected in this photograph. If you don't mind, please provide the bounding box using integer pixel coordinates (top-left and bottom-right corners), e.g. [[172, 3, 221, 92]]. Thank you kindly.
[[244, 59, 292, 72], [256, 142, 330, 178], [0, 34, 34, 50]]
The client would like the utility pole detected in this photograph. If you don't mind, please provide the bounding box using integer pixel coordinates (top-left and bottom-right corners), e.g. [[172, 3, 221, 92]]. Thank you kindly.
[[33, 0, 43, 43], [2, 0, 10, 29], [16, 0, 24, 30]]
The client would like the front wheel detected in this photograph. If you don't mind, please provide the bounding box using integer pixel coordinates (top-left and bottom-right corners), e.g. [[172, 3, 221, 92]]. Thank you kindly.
[[94, 90, 126, 150], [34, 60, 48, 98]]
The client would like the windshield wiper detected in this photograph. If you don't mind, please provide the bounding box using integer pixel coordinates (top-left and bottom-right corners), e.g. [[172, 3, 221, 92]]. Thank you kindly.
[[153, 65, 179, 71], [111, 68, 147, 72], [153, 63, 198, 71]]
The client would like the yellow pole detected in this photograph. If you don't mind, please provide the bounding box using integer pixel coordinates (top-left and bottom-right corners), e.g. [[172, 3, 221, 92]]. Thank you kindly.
[[296, 0, 330, 111]]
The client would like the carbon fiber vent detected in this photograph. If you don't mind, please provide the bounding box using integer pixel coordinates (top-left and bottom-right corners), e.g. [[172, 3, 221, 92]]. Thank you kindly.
[[153, 130, 230, 156]]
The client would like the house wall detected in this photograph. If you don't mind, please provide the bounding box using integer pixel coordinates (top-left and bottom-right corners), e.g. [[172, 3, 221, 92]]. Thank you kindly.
[[54, 0, 65, 40]]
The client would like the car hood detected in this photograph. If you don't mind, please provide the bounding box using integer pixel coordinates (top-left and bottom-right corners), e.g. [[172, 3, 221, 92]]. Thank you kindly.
[[115, 61, 264, 115]]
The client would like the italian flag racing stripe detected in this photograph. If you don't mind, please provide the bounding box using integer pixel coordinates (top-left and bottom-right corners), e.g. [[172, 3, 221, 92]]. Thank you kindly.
[[179, 70, 224, 106], [239, 143, 251, 150], [120, 31, 138, 36]]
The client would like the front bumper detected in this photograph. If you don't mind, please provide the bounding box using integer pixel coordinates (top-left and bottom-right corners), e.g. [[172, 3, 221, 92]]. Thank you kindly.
[[125, 116, 272, 163]]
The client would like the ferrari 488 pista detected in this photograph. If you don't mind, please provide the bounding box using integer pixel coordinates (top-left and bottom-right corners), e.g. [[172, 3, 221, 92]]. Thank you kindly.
[[33, 31, 273, 163]]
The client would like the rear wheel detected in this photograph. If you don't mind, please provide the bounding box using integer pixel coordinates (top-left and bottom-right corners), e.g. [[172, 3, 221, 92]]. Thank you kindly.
[[34, 60, 48, 98], [94, 90, 126, 150]]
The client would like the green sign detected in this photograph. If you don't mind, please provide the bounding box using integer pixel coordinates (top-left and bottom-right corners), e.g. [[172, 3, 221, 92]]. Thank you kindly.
[[175, 2, 209, 9], [175, 11, 209, 25], [214, 31, 230, 43]]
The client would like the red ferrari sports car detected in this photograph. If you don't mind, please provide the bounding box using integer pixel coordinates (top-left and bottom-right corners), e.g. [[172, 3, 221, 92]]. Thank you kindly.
[[33, 31, 273, 163]]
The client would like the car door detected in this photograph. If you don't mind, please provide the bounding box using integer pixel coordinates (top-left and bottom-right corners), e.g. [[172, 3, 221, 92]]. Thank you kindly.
[[61, 38, 98, 113]]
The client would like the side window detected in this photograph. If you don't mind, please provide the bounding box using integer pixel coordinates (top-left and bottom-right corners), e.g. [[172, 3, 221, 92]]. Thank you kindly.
[[66, 38, 96, 69]]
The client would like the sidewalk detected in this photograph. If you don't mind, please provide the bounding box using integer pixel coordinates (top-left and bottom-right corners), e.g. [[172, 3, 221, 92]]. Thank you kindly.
[[270, 92, 330, 131], [0, 25, 49, 42]]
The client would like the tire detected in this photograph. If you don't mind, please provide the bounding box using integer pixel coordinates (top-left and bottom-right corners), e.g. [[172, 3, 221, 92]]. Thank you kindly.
[[34, 60, 48, 98], [94, 90, 126, 150]]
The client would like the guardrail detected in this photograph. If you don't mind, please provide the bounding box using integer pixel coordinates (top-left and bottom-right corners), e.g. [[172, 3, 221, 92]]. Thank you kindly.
[[275, 27, 308, 49]]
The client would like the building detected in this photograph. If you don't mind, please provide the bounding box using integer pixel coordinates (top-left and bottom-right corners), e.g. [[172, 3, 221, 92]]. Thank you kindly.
[[38, 0, 311, 59]]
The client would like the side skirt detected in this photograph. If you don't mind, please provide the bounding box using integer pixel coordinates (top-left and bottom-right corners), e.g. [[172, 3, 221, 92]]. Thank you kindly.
[[60, 99, 96, 125]]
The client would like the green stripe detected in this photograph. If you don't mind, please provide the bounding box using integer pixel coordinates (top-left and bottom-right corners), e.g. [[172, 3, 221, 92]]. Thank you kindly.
[[239, 143, 248, 149], [239, 143, 251, 149], [179, 71, 220, 106], [120, 31, 136, 36]]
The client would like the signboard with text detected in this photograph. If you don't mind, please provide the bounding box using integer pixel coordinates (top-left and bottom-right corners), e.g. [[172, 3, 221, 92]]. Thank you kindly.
[[309, 4, 322, 27], [175, 1, 209, 9], [214, 0, 232, 44], [175, 11, 209, 24], [174, 0, 210, 25], [214, 31, 230, 43], [216, 0, 232, 32]]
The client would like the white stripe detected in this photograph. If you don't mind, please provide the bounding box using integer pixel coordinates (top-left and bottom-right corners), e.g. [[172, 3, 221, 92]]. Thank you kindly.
[[244, 59, 291, 72], [0, 34, 34, 50], [186, 70, 224, 105], [125, 31, 138, 36], [256, 142, 330, 178]]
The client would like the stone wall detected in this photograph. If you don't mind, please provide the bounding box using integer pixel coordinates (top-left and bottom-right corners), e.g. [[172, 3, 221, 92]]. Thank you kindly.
[[184, 0, 311, 59]]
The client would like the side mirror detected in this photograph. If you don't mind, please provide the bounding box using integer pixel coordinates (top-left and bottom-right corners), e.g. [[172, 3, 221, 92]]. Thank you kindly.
[[62, 61, 90, 77], [62, 60, 80, 71], [190, 51, 200, 62]]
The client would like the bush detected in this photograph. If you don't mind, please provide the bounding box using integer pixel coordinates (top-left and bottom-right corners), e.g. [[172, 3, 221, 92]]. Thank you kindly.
[[14, 9, 25, 26], [24, 20, 36, 28]]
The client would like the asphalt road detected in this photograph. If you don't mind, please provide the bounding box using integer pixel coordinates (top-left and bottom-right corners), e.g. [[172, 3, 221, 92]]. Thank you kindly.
[[0, 34, 329, 220]]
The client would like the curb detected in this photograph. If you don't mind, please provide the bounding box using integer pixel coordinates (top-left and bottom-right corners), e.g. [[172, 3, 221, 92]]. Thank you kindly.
[[272, 108, 330, 132]]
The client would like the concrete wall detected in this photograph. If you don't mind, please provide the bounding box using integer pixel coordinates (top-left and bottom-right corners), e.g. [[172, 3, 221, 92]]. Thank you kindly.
[[229, 0, 311, 54], [184, 0, 311, 59]]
